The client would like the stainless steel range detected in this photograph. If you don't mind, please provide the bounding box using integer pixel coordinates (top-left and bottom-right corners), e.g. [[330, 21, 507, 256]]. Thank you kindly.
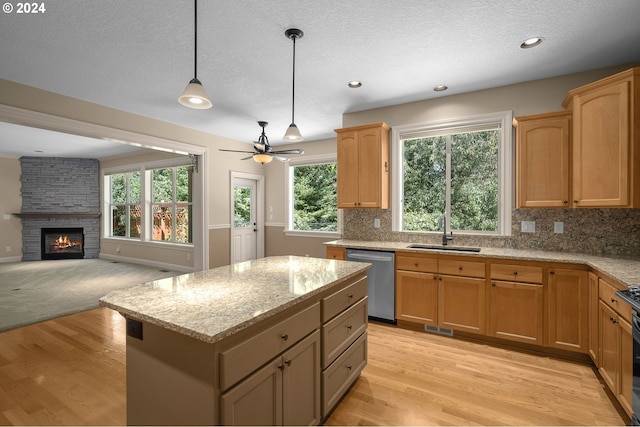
[[616, 287, 640, 425]]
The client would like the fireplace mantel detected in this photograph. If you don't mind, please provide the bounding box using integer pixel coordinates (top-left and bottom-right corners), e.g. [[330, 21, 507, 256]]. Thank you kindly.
[[14, 212, 101, 219]]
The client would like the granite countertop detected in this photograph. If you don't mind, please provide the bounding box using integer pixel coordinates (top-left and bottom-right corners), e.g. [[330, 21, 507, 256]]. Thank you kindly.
[[325, 240, 640, 288], [99, 255, 370, 344]]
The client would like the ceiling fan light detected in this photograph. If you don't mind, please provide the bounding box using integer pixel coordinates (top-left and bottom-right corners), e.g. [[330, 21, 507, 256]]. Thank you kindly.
[[253, 153, 273, 164], [283, 123, 304, 141], [179, 78, 212, 109]]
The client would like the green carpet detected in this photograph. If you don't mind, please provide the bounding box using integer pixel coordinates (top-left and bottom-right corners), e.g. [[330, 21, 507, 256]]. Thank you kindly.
[[0, 258, 181, 332]]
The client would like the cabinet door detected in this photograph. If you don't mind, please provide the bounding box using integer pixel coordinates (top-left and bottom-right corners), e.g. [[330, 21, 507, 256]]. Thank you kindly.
[[326, 247, 345, 260], [438, 275, 486, 334], [357, 127, 385, 208], [548, 269, 588, 352], [220, 359, 282, 426], [396, 270, 437, 325], [516, 112, 571, 208], [619, 317, 633, 417], [337, 130, 360, 208], [573, 79, 630, 207], [489, 280, 544, 345], [598, 301, 620, 393], [282, 331, 321, 426], [588, 272, 599, 363]]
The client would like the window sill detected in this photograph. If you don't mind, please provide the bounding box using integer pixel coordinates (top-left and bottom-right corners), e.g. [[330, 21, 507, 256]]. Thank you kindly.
[[283, 230, 342, 239]]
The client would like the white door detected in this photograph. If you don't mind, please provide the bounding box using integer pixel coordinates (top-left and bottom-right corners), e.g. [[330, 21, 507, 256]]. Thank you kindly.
[[232, 178, 257, 263]]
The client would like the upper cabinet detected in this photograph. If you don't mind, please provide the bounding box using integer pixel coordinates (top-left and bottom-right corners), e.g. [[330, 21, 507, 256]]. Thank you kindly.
[[563, 68, 640, 208], [516, 67, 640, 209], [335, 122, 390, 209], [515, 111, 571, 208]]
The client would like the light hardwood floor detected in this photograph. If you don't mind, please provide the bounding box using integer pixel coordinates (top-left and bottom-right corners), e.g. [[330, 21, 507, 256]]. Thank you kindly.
[[0, 308, 628, 426]]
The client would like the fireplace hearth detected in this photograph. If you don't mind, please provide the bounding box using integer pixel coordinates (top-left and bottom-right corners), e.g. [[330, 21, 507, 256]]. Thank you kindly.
[[41, 228, 85, 260]]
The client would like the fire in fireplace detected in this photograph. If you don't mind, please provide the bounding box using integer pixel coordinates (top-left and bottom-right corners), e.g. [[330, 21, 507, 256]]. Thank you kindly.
[[41, 227, 85, 260]]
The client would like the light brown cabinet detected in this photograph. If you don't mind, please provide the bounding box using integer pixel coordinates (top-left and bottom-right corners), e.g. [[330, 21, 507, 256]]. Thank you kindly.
[[326, 247, 345, 260], [336, 122, 390, 209], [395, 252, 486, 334], [588, 272, 599, 363], [515, 111, 571, 208], [489, 263, 544, 345], [597, 277, 633, 417], [563, 67, 640, 207], [547, 268, 588, 353]]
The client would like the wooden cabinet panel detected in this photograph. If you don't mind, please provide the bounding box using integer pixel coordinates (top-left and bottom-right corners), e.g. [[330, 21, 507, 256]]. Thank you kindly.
[[516, 111, 571, 208], [438, 259, 486, 278], [619, 317, 633, 416], [396, 253, 438, 273], [326, 247, 345, 260], [599, 277, 632, 322], [489, 280, 544, 345], [588, 272, 599, 363], [547, 268, 588, 353], [438, 275, 486, 334], [322, 297, 368, 369], [599, 301, 620, 394], [321, 275, 367, 322], [336, 122, 390, 209], [395, 270, 438, 325], [490, 263, 543, 284], [282, 331, 321, 426]]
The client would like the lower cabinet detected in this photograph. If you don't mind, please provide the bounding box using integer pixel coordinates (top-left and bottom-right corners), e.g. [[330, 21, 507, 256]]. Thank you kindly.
[[489, 280, 544, 345], [396, 270, 437, 325], [220, 331, 321, 426], [588, 272, 599, 362], [438, 274, 486, 334], [547, 268, 588, 353]]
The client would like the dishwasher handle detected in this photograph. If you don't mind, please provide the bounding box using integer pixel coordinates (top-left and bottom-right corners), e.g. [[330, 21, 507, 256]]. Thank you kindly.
[[347, 252, 394, 263]]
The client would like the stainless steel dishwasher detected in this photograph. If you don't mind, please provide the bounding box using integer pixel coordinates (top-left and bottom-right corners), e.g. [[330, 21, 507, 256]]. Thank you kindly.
[[346, 248, 395, 323]]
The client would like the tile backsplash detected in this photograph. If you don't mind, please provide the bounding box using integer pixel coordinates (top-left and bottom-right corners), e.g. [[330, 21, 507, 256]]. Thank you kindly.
[[343, 208, 640, 259]]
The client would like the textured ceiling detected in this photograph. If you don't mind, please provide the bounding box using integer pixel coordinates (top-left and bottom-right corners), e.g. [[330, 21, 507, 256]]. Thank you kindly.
[[1, 0, 640, 158]]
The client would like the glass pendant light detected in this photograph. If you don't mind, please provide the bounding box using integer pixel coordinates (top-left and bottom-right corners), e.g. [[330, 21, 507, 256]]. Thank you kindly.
[[178, 0, 212, 109], [283, 28, 304, 141]]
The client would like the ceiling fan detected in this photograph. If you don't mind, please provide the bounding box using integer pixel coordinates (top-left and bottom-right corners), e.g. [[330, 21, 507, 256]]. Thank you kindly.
[[219, 121, 304, 164]]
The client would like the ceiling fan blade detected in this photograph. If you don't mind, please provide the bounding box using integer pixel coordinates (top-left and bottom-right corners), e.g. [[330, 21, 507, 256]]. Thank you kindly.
[[272, 149, 304, 155], [240, 155, 254, 160], [219, 148, 256, 154], [273, 156, 291, 162]]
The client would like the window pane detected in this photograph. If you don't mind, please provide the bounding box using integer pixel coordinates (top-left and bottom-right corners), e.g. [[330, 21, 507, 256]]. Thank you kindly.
[[152, 204, 172, 241], [234, 187, 251, 228], [175, 204, 192, 243], [402, 137, 446, 231], [111, 205, 126, 236], [293, 164, 337, 231], [176, 166, 193, 202], [450, 130, 499, 231], [111, 174, 126, 204], [129, 171, 141, 203], [152, 168, 173, 203], [130, 204, 141, 238]]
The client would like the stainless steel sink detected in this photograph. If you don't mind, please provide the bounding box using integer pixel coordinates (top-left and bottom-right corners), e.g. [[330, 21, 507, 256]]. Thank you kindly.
[[407, 244, 481, 253]]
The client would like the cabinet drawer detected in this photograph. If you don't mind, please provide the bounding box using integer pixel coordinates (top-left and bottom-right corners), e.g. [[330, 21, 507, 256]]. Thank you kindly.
[[220, 302, 320, 391], [322, 275, 367, 322], [326, 247, 345, 260], [600, 278, 632, 322], [396, 253, 438, 273], [322, 297, 368, 369], [490, 263, 543, 283], [322, 331, 367, 417], [439, 259, 486, 278]]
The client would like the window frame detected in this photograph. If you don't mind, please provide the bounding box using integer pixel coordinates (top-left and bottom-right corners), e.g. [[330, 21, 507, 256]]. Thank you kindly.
[[284, 154, 342, 238], [102, 158, 195, 247], [391, 111, 513, 236]]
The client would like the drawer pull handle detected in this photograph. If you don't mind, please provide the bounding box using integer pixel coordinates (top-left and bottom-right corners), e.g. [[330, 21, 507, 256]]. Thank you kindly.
[[347, 325, 352, 330], [348, 294, 354, 300], [278, 364, 284, 371], [611, 298, 617, 303], [492, 283, 496, 287], [285, 359, 292, 367], [458, 267, 463, 271], [281, 334, 289, 341], [513, 271, 518, 275], [346, 365, 352, 370]]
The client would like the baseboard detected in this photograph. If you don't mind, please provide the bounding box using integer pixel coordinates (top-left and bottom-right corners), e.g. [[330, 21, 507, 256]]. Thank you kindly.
[[0, 256, 23, 263], [99, 253, 194, 273]]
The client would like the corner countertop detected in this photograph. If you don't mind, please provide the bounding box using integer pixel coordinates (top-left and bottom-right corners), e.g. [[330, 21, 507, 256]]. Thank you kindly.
[[325, 240, 640, 288], [99, 255, 370, 344]]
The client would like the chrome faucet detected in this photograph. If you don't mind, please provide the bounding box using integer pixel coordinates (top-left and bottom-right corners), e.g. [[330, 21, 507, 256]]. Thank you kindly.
[[442, 214, 453, 246]]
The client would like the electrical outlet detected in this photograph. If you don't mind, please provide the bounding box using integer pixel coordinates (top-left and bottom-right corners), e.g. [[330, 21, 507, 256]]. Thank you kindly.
[[554, 221, 564, 234], [374, 218, 381, 228], [5, 246, 10, 253], [2, 214, 10, 220], [521, 221, 536, 233]]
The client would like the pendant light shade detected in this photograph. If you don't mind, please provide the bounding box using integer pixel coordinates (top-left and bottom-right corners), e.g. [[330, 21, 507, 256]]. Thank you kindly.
[[283, 28, 304, 141], [179, 0, 212, 109]]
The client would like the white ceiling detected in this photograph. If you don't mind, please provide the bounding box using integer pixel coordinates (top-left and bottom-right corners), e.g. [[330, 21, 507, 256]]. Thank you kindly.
[[1, 0, 640, 158]]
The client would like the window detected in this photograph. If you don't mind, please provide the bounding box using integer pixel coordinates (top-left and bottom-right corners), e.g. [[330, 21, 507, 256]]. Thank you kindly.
[[108, 171, 141, 238], [286, 155, 340, 237], [104, 162, 193, 244], [392, 112, 512, 236]]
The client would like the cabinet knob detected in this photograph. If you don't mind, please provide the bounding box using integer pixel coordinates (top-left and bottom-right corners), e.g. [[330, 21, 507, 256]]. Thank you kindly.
[[611, 298, 617, 303], [573, 200, 578, 204], [347, 325, 352, 330], [278, 364, 284, 371], [281, 334, 289, 341], [492, 283, 496, 287], [563, 200, 568, 205], [513, 271, 518, 276], [346, 365, 352, 370], [348, 294, 354, 299], [285, 359, 292, 367], [458, 267, 463, 271], [550, 271, 555, 275]]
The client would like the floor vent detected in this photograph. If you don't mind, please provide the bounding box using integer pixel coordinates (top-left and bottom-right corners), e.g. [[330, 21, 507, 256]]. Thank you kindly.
[[424, 325, 454, 336]]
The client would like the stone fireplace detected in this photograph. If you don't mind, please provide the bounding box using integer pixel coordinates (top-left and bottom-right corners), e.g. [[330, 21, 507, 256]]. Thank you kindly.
[[41, 227, 85, 260], [19, 157, 100, 261]]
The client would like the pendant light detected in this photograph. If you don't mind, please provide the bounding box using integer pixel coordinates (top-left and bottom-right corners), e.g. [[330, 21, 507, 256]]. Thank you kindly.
[[283, 28, 304, 141], [178, 0, 212, 109]]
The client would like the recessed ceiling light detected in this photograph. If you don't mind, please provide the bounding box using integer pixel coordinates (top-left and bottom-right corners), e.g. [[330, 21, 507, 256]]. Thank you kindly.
[[433, 85, 448, 92], [347, 81, 362, 88], [520, 37, 543, 49]]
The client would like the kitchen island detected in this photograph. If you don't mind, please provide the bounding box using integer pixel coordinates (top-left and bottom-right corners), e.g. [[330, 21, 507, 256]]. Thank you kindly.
[[99, 255, 370, 426]]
